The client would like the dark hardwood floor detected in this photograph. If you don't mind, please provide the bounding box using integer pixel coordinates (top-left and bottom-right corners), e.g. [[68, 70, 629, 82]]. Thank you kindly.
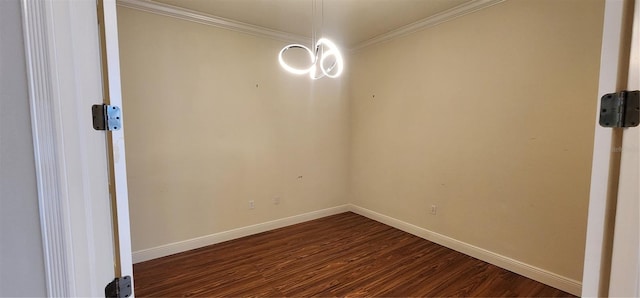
[[134, 212, 575, 297]]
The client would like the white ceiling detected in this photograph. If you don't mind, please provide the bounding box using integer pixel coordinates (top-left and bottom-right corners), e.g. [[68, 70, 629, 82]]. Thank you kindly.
[[150, 0, 473, 47]]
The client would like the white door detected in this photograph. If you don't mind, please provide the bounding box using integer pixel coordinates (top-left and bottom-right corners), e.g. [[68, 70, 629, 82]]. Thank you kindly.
[[583, 0, 639, 296], [21, 0, 133, 296]]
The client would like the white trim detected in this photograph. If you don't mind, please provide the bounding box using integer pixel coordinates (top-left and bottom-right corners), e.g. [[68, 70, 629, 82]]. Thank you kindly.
[[350, 0, 506, 52], [116, 0, 310, 45], [582, 0, 631, 296], [133, 203, 580, 295], [21, 0, 74, 296], [349, 204, 582, 296], [23, 0, 122, 296], [608, 0, 640, 294], [132, 205, 350, 263], [116, 0, 504, 52], [102, 0, 135, 283]]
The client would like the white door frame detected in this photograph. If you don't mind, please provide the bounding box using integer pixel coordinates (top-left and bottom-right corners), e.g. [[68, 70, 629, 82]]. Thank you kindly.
[[582, 0, 637, 296], [21, 0, 133, 296], [608, 0, 639, 295], [99, 0, 135, 282], [21, 0, 76, 295]]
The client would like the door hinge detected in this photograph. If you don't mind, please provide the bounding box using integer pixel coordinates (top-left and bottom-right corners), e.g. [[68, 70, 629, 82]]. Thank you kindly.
[[105, 275, 132, 298], [599, 90, 639, 128], [92, 104, 122, 131]]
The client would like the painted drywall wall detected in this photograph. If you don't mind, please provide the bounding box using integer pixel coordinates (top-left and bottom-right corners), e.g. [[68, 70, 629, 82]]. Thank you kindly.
[[348, 0, 604, 282], [0, 0, 48, 296], [117, 7, 350, 252]]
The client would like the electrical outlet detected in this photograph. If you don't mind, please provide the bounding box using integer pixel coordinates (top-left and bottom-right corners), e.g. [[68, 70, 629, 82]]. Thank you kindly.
[[430, 205, 437, 215], [249, 200, 255, 209], [273, 197, 280, 205]]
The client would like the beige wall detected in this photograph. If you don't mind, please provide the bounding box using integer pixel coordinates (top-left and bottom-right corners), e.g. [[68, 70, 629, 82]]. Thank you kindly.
[[117, 8, 350, 251], [119, 0, 604, 283], [348, 0, 604, 281]]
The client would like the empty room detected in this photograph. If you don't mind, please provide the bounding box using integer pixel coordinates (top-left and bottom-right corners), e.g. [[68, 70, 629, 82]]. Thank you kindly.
[[6, 0, 639, 297], [114, 0, 608, 296]]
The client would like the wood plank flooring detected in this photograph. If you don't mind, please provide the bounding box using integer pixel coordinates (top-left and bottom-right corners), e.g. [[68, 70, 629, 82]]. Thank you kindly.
[[134, 212, 575, 297]]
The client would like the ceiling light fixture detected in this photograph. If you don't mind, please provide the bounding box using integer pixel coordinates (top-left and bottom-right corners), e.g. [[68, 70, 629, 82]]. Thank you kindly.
[[278, 0, 344, 79]]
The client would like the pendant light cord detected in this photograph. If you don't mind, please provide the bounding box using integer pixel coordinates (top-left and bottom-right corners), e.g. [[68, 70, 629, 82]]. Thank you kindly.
[[321, 0, 324, 39], [311, 0, 324, 47], [312, 0, 316, 47], [278, 0, 343, 79]]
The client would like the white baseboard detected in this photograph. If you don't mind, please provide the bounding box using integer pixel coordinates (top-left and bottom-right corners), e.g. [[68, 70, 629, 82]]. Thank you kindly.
[[133, 203, 581, 296], [132, 204, 350, 263], [348, 204, 582, 296]]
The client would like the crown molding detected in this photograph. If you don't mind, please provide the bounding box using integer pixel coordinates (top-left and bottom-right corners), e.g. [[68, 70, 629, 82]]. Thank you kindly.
[[117, 0, 505, 51], [116, 0, 311, 45], [350, 0, 506, 52]]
